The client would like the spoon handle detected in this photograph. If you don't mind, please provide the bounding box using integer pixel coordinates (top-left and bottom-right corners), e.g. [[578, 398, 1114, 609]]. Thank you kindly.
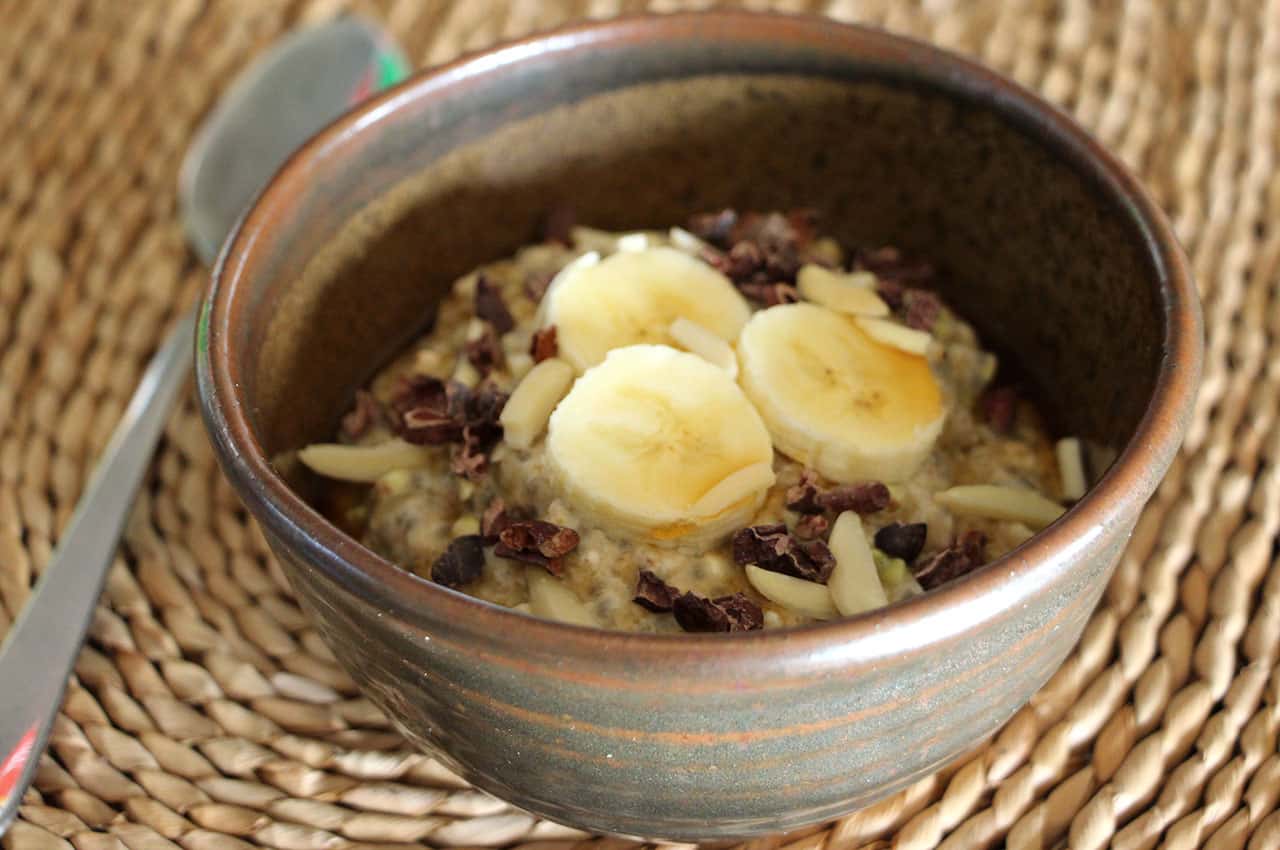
[[0, 309, 196, 835]]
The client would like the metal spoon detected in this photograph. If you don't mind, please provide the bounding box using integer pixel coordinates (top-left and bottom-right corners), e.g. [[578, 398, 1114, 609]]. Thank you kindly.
[[0, 18, 406, 834]]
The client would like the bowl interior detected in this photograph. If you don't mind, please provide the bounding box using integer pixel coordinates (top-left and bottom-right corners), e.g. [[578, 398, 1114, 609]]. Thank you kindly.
[[241, 71, 1160, 491]]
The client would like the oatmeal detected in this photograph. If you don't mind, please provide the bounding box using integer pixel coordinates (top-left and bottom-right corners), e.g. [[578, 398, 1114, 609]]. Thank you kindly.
[[298, 210, 1080, 633]]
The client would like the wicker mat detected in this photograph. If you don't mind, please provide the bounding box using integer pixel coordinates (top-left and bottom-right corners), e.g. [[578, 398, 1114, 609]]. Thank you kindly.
[[1, 0, 1277, 848]]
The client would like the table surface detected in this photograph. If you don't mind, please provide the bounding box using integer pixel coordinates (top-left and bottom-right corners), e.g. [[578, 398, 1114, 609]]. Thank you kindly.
[[2, 2, 1277, 849]]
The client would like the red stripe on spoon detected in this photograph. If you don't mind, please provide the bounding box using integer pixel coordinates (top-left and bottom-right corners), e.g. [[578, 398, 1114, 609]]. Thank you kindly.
[[0, 725, 36, 805]]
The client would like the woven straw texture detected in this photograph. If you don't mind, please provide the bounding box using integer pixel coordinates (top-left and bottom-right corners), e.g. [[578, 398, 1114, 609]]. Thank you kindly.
[[1, 1, 1276, 848]]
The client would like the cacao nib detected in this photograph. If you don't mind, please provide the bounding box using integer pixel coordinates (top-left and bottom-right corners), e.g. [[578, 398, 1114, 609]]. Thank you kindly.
[[754, 217, 803, 280], [463, 383, 507, 432], [481, 498, 517, 543], [401, 406, 465, 445], [474, 274, 515, 334], [432, 535, 485, 588], [464, 324, 503, 376], [816, 482, 891, 515], [726, 240, 765, 283], [785, 470, 822, 514], [854, 246, 936, 284], [711, 593, 764, 631], [738, 282, 800, 307], [391, 374, 452, 420], [981, 386, 1018, 433], [731, 524, 835, 583], [392, 377, 506, 476], [454, 384, 507, 479], [875, 277, 905, 311], [451, 432, 490, 480], [529, 325, 558, 363], [793, 513, 830, 540], [633, 569, 680, 612], [494, 520, 580, 575], [340, 390, 383, 439], [672, 590, 763, 633], [873, 522, 928, 563], [687, 209, 738, 247], [784, 208, 819, 248], [525, 270, 554, 303], [902, 288, 942, 331], [912, 530, 987, 590]]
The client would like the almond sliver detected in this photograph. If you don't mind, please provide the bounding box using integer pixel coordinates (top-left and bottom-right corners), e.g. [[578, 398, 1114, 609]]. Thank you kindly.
[[615, 232, 650, 252], [668, 316, 738, 377], [826, 511, 889, 616], [500, 357, 575, 449], [569, 226, 622, 254], [527, 567, 596, 627], [935, 484, 1065, 530], [297, 438, 434, 483], [797, 263, 876, 289], [745, 565, 838, 620], [668, 226, 709, 254], [689, 461, 775, 518], [798, 265, 888, 317], [1055, 437, 1088, 501], [855, 316, 933, 356]]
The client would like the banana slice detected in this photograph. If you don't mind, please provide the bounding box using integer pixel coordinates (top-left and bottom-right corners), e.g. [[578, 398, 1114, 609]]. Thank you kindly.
[[737, 302, 946, 483], [546, 345, 775, 548], [541, 246, 751, 373]]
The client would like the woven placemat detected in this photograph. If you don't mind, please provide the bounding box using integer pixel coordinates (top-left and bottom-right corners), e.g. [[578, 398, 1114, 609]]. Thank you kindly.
[[2, 1, 1277, 848]]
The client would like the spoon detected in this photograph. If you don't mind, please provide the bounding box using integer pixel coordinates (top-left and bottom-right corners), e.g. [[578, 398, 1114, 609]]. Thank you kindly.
[[0, 17, 407, 834]]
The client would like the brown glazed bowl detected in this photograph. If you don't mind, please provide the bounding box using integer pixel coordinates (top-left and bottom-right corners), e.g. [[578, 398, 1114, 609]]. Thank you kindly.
[[196, 11, 1201, 841]]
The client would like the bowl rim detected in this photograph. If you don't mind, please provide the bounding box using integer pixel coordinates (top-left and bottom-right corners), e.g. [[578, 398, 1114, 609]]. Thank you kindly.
[[198, 9, 1202, 669]]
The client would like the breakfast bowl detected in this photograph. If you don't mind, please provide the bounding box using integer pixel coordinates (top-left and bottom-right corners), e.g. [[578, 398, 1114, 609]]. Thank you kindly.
[[196, 10, 1201, 840]]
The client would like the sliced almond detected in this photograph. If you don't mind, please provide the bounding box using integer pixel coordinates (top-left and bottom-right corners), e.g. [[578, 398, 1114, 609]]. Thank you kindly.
[[798, 264, 876, 288], [500, 357, 575, 449], [935, 484, 1066, 530], [855, 316, 933, 356], [826, 511, 889, 616], [689, 461, 775, 518], [797, 264, 888, 317], [668, 316, 738, 377], [1056, 437, 1088, 501], [526, 567, 596, 627], [668, 226, 709, 254], [506, 351, 535, 381], [744, 565, 838, 620], [569, 226, 621, 254], [806, 237, 844, 268], [615, 232, 650, 252], [298, 439, 434, 483]]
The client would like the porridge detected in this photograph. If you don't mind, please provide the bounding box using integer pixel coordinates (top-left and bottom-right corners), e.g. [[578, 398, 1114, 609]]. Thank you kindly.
[[298, 210, 1087, 633]]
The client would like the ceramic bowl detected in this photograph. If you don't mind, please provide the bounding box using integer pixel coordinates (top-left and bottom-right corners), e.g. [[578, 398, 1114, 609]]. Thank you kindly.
[[196, 11, 1201, 840]]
